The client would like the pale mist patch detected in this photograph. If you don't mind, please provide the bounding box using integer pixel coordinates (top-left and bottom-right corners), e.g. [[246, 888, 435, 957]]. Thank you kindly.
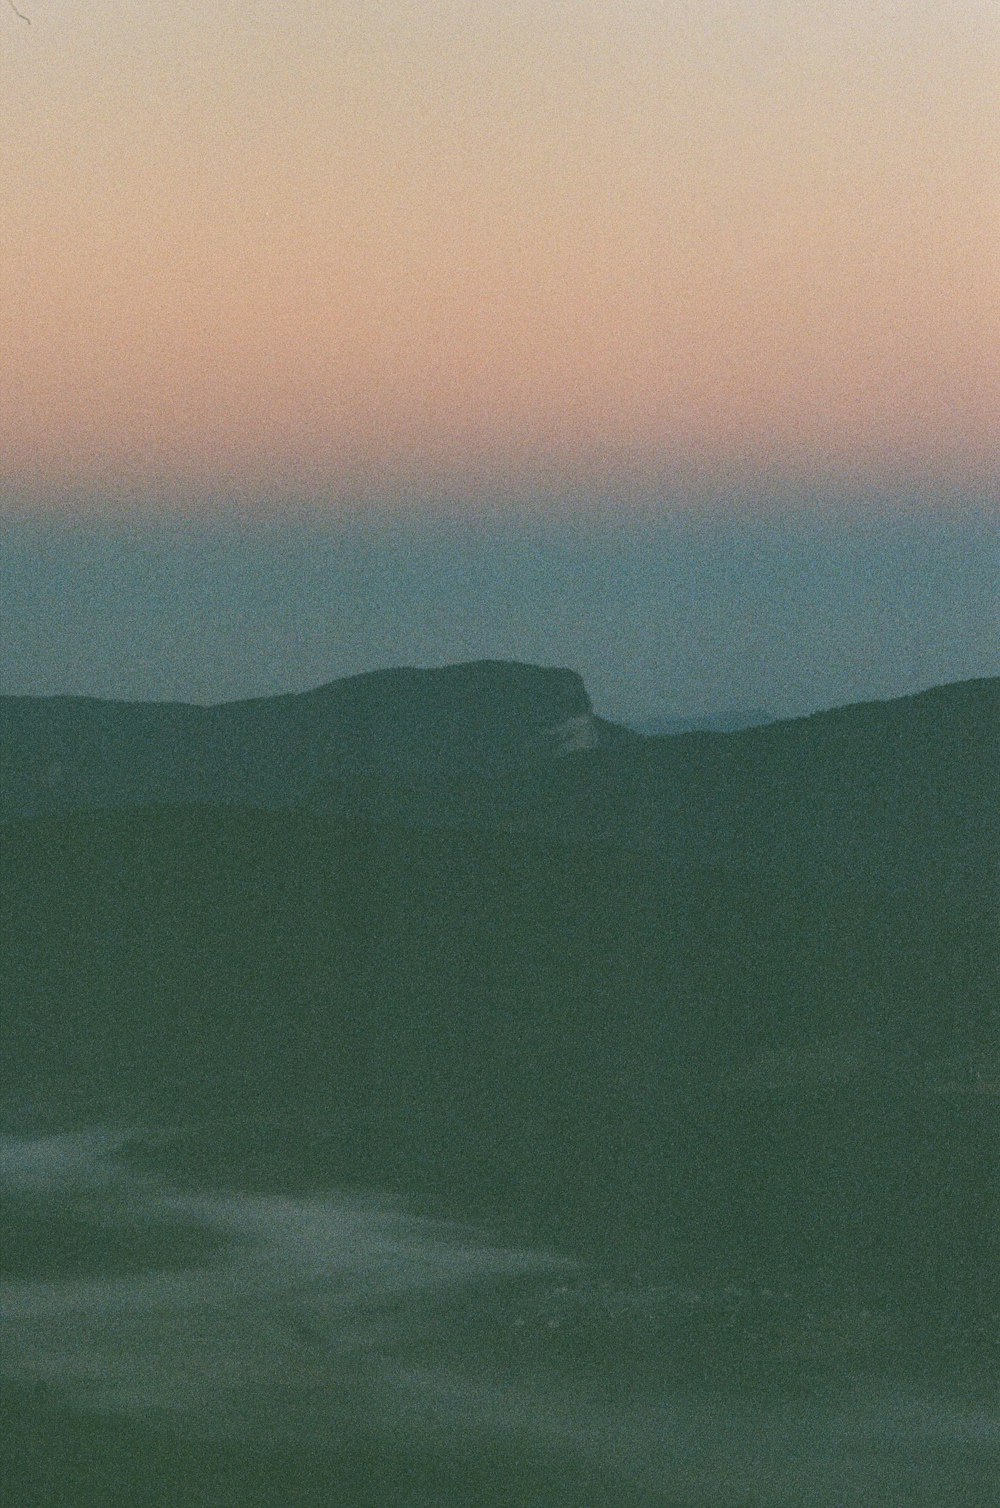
[[2, 1126, 997, 1506], [0, 1127, 571, 1430]]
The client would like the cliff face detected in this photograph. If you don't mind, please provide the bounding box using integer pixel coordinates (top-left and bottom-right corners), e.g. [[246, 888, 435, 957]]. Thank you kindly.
[[0, 661, 598, 822], [3, 668, 995, 861]]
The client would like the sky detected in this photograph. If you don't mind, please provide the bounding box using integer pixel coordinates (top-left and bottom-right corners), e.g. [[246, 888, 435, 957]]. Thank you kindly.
[[2, 1, 998, 712], [2, 505, 995, 718]]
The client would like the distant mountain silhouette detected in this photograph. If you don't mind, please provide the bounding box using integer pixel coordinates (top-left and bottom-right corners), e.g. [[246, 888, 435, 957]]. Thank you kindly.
[[630, 706, 774, 737], [2, 665, 995, 865], [0, 661, 608, 824], [1, 664, 997, 1313], [530, 676, 999, 868]]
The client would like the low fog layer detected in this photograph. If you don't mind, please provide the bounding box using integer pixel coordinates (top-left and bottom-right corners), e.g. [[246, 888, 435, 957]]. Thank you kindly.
[[3, 1126, 996, 1506]]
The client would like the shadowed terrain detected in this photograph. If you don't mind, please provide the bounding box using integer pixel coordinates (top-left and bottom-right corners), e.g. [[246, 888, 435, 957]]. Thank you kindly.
[[1, 664, 997, 1503]]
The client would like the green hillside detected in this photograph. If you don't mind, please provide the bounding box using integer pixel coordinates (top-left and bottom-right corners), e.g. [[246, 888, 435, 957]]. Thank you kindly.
[[4, 799, 996, 1312]]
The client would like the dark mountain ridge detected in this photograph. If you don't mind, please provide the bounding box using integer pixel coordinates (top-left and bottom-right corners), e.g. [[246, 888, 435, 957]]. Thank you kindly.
[[629, 706, 774, 737], [1, 663, 997, 1320], [2, 664, 995, 860], [0, 660, 599, 822], [534, 675, 999, 865]]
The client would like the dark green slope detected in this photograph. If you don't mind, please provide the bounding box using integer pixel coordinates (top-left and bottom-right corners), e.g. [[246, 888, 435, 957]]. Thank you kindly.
[[533, 676, 999, 865], [3, 802, 996, 1312], [0, 660, 597, 823], [2, 670, 996, 1314], [3, 670, 994, 874]]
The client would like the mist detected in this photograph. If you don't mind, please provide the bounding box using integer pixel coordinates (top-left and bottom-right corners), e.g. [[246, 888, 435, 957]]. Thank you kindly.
[[3, 1124, 996, 1507], [2, 497, 996, 719]]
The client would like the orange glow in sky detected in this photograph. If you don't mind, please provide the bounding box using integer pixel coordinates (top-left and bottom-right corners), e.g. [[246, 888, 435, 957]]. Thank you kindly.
[[2, 0, 998, 509]]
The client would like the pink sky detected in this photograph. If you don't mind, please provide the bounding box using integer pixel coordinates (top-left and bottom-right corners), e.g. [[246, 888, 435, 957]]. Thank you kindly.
[[3, 0, 998, 509]]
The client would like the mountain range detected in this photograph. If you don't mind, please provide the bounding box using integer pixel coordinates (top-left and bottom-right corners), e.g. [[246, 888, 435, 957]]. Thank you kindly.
[[2, 661, 998, 1314], [3, 662, 995, 862], [626, 707, 774, 737], [0, 661, 614, 824]]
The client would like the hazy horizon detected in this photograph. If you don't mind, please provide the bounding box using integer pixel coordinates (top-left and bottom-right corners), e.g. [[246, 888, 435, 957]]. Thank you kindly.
[[4, 3, 997, 722], [2, 501, 996, 722]]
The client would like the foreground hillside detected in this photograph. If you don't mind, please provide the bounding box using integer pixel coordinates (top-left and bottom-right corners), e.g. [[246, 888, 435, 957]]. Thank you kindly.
[[3, 803, 996, 1313], [2, 669, 997, 1503]]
